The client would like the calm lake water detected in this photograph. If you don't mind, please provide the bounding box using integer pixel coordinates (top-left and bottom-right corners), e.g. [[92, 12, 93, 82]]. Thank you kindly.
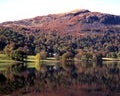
[[0, 61, 120, 96]]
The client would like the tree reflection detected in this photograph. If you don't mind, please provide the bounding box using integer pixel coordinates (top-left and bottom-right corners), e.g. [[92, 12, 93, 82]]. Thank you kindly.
[[0, 61, 120, 95], [35, 60, 41, 71]]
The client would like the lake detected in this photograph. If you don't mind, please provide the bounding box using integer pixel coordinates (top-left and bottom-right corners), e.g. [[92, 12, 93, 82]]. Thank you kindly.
[[0, 61, 120, 96]]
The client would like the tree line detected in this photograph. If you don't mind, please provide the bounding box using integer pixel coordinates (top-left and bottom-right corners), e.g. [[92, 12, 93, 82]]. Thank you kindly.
[[0, 26, 120, 59]]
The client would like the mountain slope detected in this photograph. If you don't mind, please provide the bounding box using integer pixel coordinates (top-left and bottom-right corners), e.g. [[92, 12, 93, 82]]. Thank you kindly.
[[1, 9, 120, 35]]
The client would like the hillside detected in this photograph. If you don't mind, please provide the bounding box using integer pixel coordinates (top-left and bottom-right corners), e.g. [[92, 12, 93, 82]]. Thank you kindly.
[[1, 9, 120, 34], [0, 9, 120, 55]]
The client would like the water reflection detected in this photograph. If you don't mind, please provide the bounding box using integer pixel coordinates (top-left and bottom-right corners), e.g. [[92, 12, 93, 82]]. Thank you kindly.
[[0, 61, 120, 96], [35, 60, 41, 71]]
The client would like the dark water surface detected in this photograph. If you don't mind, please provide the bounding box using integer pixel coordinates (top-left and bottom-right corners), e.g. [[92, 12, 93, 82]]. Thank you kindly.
[[0, 61, 120, 96]]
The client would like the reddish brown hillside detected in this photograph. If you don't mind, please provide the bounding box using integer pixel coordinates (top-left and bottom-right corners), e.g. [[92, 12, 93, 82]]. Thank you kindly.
[[1, 9, 120, 36]]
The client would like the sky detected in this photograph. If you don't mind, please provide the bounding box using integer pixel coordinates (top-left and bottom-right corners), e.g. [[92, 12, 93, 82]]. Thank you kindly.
[[0, 0, 120, 23]]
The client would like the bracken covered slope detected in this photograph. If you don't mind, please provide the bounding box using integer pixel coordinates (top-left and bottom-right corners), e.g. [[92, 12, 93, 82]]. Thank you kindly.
[[1, 9, 120, 35]]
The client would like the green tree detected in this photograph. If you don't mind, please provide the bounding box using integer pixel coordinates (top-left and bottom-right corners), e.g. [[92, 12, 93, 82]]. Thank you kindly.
[[10, 50, 27, 61], [107, 52, 118, 58], [61, 52, 74, 71], [85, 52, 93, 61], [3, 43, 16, 57], [81, 52, 93, 61]]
